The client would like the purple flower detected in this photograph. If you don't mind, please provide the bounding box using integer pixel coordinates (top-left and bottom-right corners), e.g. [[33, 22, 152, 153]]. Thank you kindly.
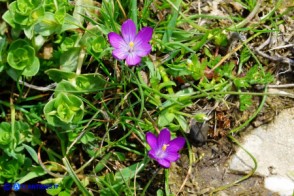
[[108, 19, 153, 66], [146, 128, 185, 168]]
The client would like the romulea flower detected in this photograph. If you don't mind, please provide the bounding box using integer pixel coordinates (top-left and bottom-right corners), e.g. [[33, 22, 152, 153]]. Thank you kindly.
[[108, 19, 153, 66], [146, 128, 185, 168]]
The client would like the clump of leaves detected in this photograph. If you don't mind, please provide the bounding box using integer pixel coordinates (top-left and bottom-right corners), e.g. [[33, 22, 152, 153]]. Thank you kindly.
[[0, 122, 12, 149], [0, 121, 40, 183], [7, 39, 40, 76], [3, 0, 44, 27], [3, 0, 77, 38], [44, 92, 84, 127]]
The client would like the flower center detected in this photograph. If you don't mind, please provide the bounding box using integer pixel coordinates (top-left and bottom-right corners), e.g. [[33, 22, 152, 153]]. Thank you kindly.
[[128, 41, 135, 51], [155, 144, 169, 159], [161, 144, 169, 151]]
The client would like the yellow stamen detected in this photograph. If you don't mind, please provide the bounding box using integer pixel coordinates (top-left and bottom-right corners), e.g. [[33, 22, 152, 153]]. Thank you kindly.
[[129, 41, 135, 48], [162, 144, 169, 151]]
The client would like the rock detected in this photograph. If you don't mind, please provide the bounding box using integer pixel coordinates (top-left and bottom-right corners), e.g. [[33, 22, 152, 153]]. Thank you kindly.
[[189, 119, 209, 146], [264, 176, 294, 196], [228, 108, 294, 195]]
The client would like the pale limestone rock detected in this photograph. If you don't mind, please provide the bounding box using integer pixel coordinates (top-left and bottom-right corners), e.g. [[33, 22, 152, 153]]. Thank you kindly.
[[229, 108, 294, 195]]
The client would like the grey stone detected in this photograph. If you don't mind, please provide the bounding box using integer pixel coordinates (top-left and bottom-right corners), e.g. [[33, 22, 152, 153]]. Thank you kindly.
[[228, 108, 294, 195]]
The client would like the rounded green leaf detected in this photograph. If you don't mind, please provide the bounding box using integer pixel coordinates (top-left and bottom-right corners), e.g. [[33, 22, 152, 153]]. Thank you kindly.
[[16, 0, 37, 16], [7, 47, 33, 70], [0, 122, 12, 148], [44, 93, 84, 126], [44, 99, 60, 126], [22, 56, 40, 76], [8, 0, 43, 26], [7, 40, 39, 76], [0, 156, 20, 182], [91, 36, 107, 53]]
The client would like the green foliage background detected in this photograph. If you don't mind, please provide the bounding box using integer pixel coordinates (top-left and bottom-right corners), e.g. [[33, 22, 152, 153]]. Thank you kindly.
[[0, 0, 289, 195]]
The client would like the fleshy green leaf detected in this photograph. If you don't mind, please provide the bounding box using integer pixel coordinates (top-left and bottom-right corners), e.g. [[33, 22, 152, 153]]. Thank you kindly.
[[0, 122, 12, 148], [80, 132, 95, 144], [158, 110, 175, 127], [174, 115, 188, 132], [17, 166, 46, 184], [60, 47, 81, 72], [22, 56, 40, 76], [114, 163, 141, 182], [45, 69, 76, 83], [22, 144, 38, 164], [44, 93, 84, 126], [46, 186, 62, 196], [7, 39, 39, 76], [34, 12, 61, 36]]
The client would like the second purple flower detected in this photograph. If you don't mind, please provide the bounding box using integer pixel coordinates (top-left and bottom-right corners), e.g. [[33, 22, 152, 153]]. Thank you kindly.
[[108, 19, 153, 66], [146, 128, 185, 168]]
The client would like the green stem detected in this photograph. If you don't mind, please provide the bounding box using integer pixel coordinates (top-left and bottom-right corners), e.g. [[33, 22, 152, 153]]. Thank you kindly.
[[228, 0, 261, 30], [66, 110, 100, 156], [229, 88, 268, 134], [62, 157, 91, 196], [158, 64, 174, 94], [189, 90, 294, 100], [76, 47, 86, 75], [55, 130, 66, 156], [162, 0, 182, 42], [73, 0, 86, 26], [10, 98, 16, 149], [211, 135, 258, 193], [130, 0, 137, 30], [165, 0, 207, 33], [177, 130, 195, 195], [164, 169, 170, 196], [141, 168, 161, 196], [75, 146, 107, 174], [133, 69, 145, 119], [211, 88, 267, 194], [173, 110, 192, 118]]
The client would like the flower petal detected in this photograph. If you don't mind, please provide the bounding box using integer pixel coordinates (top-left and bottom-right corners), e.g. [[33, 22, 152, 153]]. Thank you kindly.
[[126, 53, 141, 66], [157, 128, 171, 148], [134, 42, 152, 57], [157, 158, 171, 168], [134, 27, 153, 46], [121, 19, 137, 43], [108, 32, 126, 49], [167, 137, 185, 152], [146, 132, 158, 149], [164, 151, 180, 162], [148, 149, 157, 160], [112, 48, 128, 60]]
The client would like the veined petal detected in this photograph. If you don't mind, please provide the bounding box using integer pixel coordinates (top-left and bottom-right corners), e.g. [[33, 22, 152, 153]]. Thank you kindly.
[[108, 32, 126, 49], [112, 48, 128, 60], [134, 42, 152, 57], [122, 19, 137, 43], [148, 149, 157, 160], [146, 132, 158, 149], [165, 151, 180, 162], [126, 53, 141, 66], [157, 158, 171, 168], [157, 128, 171, 148], [134, 27, 153, 46], [167, 137, 185, 152]]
